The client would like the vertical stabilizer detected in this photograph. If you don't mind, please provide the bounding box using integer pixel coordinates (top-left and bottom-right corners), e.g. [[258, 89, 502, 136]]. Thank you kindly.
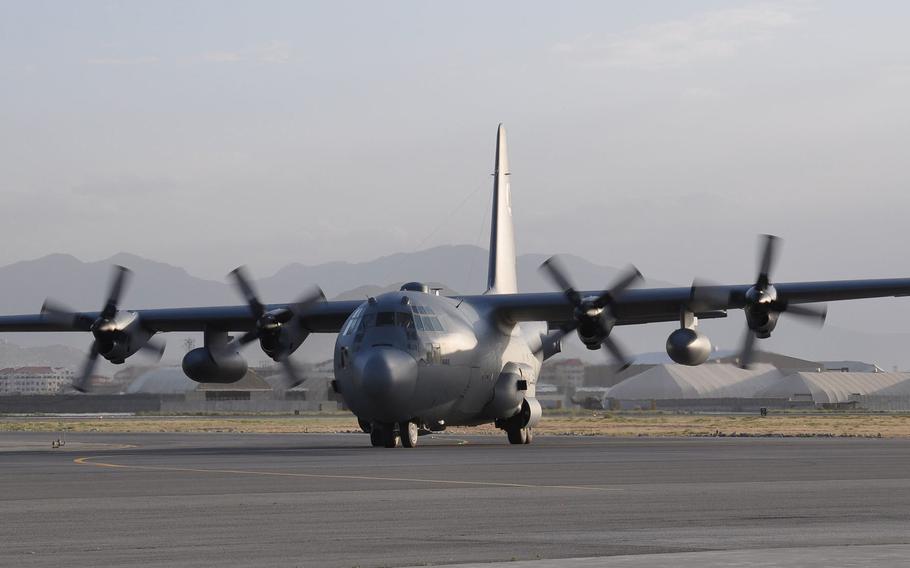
[[486, 124, 518, 295]]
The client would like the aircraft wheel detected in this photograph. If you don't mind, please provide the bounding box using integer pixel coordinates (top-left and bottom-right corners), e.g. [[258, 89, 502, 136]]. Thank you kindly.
[[375, 423, 399, 448], [506, 427, 527, 445], [369, 425, 384, 447], [400, 421, 419, 448], [523, 428, 533, 445]]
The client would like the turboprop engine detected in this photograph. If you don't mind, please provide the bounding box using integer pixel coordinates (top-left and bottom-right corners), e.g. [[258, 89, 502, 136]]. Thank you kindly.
[[90, 311, 155, 363], [666, 328, 712, 366], [40, 265, 165, 392]]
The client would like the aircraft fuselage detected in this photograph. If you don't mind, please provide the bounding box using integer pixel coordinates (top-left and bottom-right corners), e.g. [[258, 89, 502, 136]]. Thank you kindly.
[[333, 286, 540, 429]]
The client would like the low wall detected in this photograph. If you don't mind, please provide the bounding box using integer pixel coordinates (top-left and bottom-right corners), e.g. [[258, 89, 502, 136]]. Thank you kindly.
[[850, 395, 910, 411], [0, 394, 338, 414], [0, 394, 173, 414], [609, 397, 815, 412]]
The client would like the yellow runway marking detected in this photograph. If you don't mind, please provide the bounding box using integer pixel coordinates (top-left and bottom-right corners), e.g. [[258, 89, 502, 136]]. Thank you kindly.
[[72, 455, 622, 492]]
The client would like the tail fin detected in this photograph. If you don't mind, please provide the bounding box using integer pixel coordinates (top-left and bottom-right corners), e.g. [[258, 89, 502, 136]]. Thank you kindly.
[[486, 124, 518, 295]]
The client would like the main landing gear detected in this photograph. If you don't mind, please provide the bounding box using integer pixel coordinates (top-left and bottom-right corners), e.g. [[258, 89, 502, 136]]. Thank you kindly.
[[369, 421, 419, 448], [506, 427, 533, 445]]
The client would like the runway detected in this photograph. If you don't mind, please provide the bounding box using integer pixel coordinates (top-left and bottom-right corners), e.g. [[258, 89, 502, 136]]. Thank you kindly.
[[2, 432, 910, 567]]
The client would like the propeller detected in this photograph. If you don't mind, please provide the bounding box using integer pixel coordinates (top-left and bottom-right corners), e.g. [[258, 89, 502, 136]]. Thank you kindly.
[[41, 265, 165, 393], [537, 256, 643, 370], [227, 266, 325, 389], [735, 234, 827, 368]]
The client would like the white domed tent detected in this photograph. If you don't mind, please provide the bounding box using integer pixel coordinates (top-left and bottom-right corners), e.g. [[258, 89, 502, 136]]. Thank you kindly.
[[607, 363, 784, 400], [755, 371, 910, 404]]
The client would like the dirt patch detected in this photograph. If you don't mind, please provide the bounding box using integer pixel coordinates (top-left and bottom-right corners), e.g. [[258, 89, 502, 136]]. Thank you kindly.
[[3, 412, 910, 438]]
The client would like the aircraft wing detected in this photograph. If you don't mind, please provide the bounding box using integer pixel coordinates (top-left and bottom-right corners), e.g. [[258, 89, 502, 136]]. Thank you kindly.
[[468, 278, 910, 327], [0, 300, 364, 334]]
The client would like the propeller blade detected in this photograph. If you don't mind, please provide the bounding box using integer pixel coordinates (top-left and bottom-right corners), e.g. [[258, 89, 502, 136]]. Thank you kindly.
[[292, 286, 326, 314], [72, 341, 100, 393], [234, 329, 262, 347], [688, 279, 731, 312], [540, 256, 582, 305], [756, 234, 779, 288], [140, 336, 167, 361], [229, 266, 265, 318], [279, 356, 305, 390], [595, 265, 643, 308], [101, 265, 131, 320], [782, 303, 828, 326], [738, 330, 758, 369], [601, 336, 634, 371], [40, 299, 85, 329], [531, 321, 579, 356]]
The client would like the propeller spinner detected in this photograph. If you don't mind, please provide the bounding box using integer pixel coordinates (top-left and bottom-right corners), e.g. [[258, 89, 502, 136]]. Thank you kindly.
[[537, 256, 643, 370]]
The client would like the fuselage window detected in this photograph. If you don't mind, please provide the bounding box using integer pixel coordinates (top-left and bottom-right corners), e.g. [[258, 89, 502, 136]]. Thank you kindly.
[[376, 311, 396, 326]]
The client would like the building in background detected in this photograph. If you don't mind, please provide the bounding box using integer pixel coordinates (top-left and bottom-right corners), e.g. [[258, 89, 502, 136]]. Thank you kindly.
[[0, 367, 74, 395]]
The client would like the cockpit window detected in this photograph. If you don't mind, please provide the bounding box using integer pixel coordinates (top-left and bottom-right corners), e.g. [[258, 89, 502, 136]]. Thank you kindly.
[[396, 311, 414, 329], [350, 305, 444, 334], [414, 313, 444, 332], [342, 305, 366, 336]]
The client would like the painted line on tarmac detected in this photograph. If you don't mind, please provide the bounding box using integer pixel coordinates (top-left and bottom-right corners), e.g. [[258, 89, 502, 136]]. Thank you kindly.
[[72, 455, 622, 492]]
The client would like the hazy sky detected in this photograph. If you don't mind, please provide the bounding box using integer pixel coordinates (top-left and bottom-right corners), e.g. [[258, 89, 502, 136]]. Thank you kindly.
[[2, 0, 910, 288]]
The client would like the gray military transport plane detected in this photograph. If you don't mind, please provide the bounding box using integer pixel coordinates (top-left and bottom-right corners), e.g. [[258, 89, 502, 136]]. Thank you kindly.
[[3, 124, 910, 447]]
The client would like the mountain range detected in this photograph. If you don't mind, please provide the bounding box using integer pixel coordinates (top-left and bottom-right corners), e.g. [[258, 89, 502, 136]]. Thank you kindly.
[[1, 246, 909, 370]]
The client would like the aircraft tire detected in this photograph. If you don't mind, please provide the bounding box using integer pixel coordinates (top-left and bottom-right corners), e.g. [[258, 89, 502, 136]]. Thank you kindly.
[[400, 421, 419, 448], [506, 427, 527, 445], [523, 428, 533, 444], [369, 427, 384, 447], [378, 424, 400, 448]]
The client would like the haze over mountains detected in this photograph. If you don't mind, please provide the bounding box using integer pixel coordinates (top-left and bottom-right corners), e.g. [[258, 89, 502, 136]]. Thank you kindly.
[[1, 246, 909, 370]]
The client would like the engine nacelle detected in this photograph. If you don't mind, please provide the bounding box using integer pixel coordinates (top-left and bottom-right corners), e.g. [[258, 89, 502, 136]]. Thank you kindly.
[[93, 311, 152, 364], [666, 328, 712, 366], [182, 347, 248, 383], [744, 308, 780, 338], [744, 284, 780, 338]]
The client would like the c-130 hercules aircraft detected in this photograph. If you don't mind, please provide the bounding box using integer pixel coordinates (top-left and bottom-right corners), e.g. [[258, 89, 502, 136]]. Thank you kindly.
[[4, 124, 910, 447]]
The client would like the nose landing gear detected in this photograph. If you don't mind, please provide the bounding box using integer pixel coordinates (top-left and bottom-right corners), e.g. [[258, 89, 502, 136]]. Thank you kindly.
[[369, 420, 419, 448]]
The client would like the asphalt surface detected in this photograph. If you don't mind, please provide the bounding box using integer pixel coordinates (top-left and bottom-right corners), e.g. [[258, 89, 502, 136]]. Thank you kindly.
[[2, 432, 910, 567]]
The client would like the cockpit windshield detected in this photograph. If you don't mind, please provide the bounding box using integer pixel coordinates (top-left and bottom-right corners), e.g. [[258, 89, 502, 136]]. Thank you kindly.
[[343, 302, 446, 336]]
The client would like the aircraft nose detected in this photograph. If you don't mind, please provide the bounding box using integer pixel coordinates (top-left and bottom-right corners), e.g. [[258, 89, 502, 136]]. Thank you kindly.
[[355, 347, 418, 405]]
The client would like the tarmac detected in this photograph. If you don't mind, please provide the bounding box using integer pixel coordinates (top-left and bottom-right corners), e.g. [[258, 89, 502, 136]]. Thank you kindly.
[[2, 432, 910, 567]]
